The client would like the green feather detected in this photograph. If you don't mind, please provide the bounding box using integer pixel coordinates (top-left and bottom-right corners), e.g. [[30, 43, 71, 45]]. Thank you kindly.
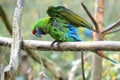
[[47, 6, 95, 31]]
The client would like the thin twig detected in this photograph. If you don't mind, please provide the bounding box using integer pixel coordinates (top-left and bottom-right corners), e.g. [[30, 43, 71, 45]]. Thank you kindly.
[[105, 28, 120, 34], [38, 51, 49, 80], [0, 5, 12, 35], [81, 51, 86, 80], [81, 2, 99, 32], [38, 51, 45, 72], [101, 19, 120, 34], [68, 54, 91, 80]]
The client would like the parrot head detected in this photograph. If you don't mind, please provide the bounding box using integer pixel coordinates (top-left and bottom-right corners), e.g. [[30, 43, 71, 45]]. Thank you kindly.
[[32, 27, 45, 37], [32, 18, 48, 37]]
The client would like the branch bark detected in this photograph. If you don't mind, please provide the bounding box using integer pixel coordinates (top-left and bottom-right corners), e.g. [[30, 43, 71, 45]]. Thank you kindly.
[[4, 0, 24, 75], [92, 0, 104, 80], [0, 48, 4, 80], [0, 37, 120, 51]]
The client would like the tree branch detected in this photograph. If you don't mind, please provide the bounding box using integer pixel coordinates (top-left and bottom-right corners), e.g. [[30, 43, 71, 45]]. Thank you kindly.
[[0, 5, 12, 35], [4, 0, 24, 75], [92, 0, 104, 80], [0, 36, 67, 79], [101, 19, 120, 34], [42, 56, 67, 80], [0, 37, 120, 51], [81, 51, 85, 80], [81, 3, 99, 32], [105, 28, 120, 34], [68, 54, 91, 80]]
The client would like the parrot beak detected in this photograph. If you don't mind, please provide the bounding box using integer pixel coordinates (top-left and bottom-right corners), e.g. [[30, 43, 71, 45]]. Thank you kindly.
[[32, 30, 36, 35], [33, 27, 45, 37], [35, 32, 42, 37]]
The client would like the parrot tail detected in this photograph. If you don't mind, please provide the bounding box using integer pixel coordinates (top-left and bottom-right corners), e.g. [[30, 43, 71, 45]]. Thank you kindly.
[[95, 50, 116, 63]]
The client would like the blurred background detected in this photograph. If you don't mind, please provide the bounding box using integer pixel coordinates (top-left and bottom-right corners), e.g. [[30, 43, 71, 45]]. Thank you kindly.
[[0, 0, 120, 80]]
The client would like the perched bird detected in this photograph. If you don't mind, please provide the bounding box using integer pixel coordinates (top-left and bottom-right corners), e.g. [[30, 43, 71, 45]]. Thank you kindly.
[[32, 6, 116, 63]]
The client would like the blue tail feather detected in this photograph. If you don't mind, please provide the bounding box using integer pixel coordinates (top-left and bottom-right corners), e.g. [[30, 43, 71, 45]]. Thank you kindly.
[[67, 24, 82, 41]]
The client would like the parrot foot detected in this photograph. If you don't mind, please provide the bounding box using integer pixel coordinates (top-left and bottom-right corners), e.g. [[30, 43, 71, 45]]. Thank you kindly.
[[56, 42, 62, 48], [51, 40, 58, 46], [51, 40, 61, 48]]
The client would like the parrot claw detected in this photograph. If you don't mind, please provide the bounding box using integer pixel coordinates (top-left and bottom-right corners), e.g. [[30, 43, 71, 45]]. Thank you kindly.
[[51, 40, 58, 47], [56, 42, 62, 48], [51, 40, 61, 48]]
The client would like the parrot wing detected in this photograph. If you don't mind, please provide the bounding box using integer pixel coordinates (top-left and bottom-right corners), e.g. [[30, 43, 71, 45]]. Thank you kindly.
[[47, 6, 95, 31]]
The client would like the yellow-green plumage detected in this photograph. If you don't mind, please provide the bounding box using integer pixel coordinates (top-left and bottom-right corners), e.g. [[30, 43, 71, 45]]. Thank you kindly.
[[47, 6, 95, 31]]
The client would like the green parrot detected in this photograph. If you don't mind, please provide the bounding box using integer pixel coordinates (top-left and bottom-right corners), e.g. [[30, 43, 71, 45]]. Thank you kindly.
[[32, 6, 116, 63]]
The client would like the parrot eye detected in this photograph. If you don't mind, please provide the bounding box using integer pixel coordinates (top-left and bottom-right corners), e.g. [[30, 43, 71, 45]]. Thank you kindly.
[[36, 27, 46, 34], [36, 27, 39, 31]]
